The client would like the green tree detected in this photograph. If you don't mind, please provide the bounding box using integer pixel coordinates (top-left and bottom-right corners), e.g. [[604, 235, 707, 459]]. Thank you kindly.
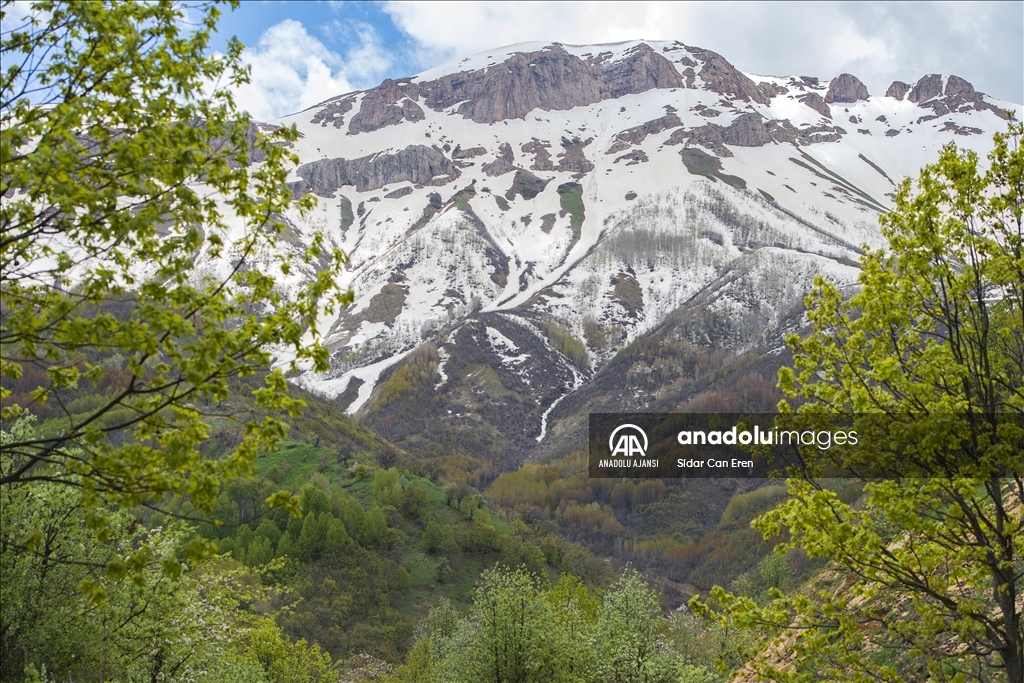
[[0, 0, 350, 572], [359, 504, 389, 547], [547, 573, 600, 681], [594, 568, 675, 683], [387, 637, 434, 683], [422, 520, 456, 555], [387, 597, 458, 682], [700, 126, 1024, 681], [0, 421, 301, 681], [374, 467, 403, 507], [447, 566, 571, 683], [665, 613, 736, 682], [246, 617, 335, 683], [421, 596, 461, 660], [403, 481, 430, 520]]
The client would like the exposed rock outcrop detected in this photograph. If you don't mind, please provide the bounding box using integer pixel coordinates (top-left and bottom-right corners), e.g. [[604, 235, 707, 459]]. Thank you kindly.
[[242, 122, 269, 164], [351, 43, 683, 129], [319, 41, 1015, 144], [505, 169, 550, 201], [597, 43, 685, 98], [687, 48, 772, 104], [296, 145, 459, 196], [336, 42, 778, 133], [209, 121, 273, 168], [401, 99, 425, 122], [940, 120, 983, 136], [521, 139, 554, 171], [452, 145, 487, 159], [385, 186, 414, 199], [908, 74, 943, 103], [764, 120, 797, 144], [797, 124, 845, 144], [721, 113, 771, 147], [680, 67, 696, 88], [482, 157, 514, 177], [503, 136, 594, 176], [665, 125, 730, 157], [347, 79, 422, 134], [611, 112, 682, 145], [824, 73, 869, 103], [555, 136, 595, 177], [688, 127, 731, 157], [693, 104, 721, 117], [311, 95, 356, 128], [665, 113, 770, 156], [605, 140, 632, 155], [906, 74, 1011, 120], [758, 82, 788, 101], [496, 142, 515, 163], [420, 46, 602, 123], [944, 75, 975, 97], [614, 150, 648, 165], [481, 143, 516, 176], [798, 92, 831, 118], [886, 81, 910, 100], [764, 120, 846, 146]]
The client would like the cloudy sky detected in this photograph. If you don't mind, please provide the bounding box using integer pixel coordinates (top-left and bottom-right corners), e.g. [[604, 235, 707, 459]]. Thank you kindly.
[[209, 1, 1024, 120]]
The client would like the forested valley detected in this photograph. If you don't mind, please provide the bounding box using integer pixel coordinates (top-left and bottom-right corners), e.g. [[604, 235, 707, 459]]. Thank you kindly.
[[1, 368, 798, 682]]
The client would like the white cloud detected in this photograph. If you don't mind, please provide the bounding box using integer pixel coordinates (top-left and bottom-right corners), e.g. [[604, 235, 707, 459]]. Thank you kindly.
[[233, 19, 393, 121], [321, 20, 394, 86], [384, 1, 696, 68], [0, 0, 48, 28]]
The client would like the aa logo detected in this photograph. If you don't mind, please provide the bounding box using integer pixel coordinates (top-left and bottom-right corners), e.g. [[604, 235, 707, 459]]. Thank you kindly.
[[609, 424, 648, 458]]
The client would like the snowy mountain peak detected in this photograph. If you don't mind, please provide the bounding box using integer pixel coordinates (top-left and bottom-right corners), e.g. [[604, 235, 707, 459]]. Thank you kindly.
[[251, 40, 1019, 431]]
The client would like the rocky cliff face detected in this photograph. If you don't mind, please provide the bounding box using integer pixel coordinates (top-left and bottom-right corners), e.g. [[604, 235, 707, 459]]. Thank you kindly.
[[347, 79, 425, 135], [665, 112, 773, 157], [287, 57, 1009, 217], [598, 43, 685, 98], [421, 46, 604, 124], [686, 47, 772, 105], [336, 42, 777, 134], [886, 81, 910, 100], [245, 39, 1018, 465], [908, 74, 944, 103], [825, 73, 870, 103], [295, 145, 459, 196], [899, 73, 1011, 120], [799, 92, 831, 118], [609, 110, 682, 147], [334, 43, 692, 134]]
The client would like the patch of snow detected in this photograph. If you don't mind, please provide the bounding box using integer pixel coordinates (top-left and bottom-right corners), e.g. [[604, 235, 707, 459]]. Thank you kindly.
[[486, 326, 518, 352], [485, 326, 530, 367], [297, 349, 411, 414], [434, 345, 450, 390], [536, 366, 583, 442]]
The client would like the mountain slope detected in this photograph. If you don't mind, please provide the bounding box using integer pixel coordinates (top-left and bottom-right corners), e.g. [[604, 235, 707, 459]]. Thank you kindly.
[[239, 40, 1018, 462]]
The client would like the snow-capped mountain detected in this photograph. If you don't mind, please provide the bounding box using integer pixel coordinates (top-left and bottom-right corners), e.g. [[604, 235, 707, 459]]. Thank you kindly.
[[254, 40, 1017, 457]]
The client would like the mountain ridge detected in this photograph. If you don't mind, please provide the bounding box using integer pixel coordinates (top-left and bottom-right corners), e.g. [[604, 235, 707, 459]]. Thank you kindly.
[[224, 39, 1020, 464]]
